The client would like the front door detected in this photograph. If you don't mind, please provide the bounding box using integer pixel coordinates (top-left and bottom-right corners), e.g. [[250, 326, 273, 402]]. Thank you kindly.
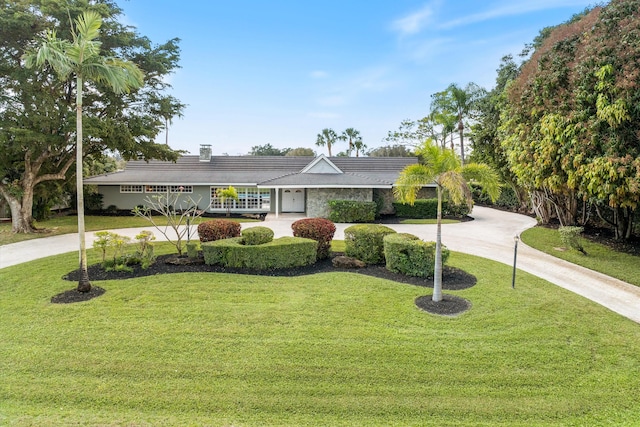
[[282, 188, 305, 212]]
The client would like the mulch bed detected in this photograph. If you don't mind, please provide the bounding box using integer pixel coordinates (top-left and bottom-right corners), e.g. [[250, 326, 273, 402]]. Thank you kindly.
[[56, 254, 477, 315]]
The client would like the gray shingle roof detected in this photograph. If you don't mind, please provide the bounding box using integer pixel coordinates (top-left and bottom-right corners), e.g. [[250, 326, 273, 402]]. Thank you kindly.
[[84, 155, 419, 187]]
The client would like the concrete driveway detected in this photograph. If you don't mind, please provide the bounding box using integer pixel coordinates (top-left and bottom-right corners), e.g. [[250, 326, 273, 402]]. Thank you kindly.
[[1, 206, 639, 323]]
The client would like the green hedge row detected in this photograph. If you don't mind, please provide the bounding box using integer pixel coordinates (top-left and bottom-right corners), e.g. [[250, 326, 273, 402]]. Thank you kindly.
[[328, 200, 376, 223], [344, 224, 396, 265], [383, 233, 449, 278], [392, 199, 470, 218], [202, 236, 317, 269]]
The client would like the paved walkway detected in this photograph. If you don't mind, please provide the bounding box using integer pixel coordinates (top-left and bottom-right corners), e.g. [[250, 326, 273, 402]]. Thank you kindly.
[[1, 206, 639, 323]]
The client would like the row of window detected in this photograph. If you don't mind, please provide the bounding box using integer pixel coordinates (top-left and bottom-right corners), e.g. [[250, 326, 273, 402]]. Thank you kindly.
[[119, 185, 271, 211], [210, 187, 271, 210], [120, 185, 193, 194]]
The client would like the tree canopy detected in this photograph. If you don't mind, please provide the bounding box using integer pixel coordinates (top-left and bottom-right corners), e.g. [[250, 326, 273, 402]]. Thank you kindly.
[[0, 0, 184, 233], [498, 0, 640, 238]]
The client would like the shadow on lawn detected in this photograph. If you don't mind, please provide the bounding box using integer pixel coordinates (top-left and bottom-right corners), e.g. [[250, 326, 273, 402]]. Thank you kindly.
[[56, 254, 476, 315]]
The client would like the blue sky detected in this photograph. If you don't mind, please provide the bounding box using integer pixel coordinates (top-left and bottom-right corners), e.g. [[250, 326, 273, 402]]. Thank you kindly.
[[119, 0, 597, 156]]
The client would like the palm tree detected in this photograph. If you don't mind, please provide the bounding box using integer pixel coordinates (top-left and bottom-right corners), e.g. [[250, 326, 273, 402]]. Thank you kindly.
[[24, 11, 143, 293], [431, 83, 485, 163], [340, 128, 361, 157], [394, 141, 500, 302], [353, 138, 367, 157], [315, 128, 339, 156]]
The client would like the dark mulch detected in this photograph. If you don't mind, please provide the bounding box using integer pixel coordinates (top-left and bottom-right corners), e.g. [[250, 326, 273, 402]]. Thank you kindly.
[[58, 254, 477, 314], [415, 294, 472, 316], [51, 286, 106, 304]]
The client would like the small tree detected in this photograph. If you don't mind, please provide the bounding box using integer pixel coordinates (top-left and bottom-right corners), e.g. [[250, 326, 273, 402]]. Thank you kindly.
[[132, 191, 207, 256], [217, 186, 239, 217]]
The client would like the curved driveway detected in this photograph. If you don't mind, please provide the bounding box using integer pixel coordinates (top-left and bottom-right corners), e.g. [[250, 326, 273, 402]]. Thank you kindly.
[[1, 206, 639, 323]]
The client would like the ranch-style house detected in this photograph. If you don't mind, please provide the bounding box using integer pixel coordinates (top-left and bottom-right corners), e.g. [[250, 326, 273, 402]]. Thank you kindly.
[[84, 145, 431, 218]]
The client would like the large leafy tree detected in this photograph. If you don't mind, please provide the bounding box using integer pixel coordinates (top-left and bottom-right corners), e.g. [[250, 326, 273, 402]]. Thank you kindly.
[[501, 1, 639, 238], [315, 128, 339, 156], [470, 55, 528, 209], [394, 142, 499, 302], [430, 82, 485, 163], [249, 143, 291, 156], [0, 0, 182, 235], [367, 144, 414, 157], [24, 10, 145, 293]]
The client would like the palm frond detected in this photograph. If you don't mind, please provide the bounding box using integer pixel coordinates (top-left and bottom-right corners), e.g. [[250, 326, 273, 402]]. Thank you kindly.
[[393, 164, 435, 205], [462, 163, 501, 202], [439, 171, 472, 208]]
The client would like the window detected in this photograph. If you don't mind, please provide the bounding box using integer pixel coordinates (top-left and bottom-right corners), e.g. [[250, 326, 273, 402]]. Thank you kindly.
[[210, 187, 270, 211], [170, 185, 193, 193], [120, 185, 143, 193], [145, 185, 168, 193]]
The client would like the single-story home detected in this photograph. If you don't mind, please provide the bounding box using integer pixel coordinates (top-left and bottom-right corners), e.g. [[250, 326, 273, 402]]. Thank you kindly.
[[85, 145, 433, 218]]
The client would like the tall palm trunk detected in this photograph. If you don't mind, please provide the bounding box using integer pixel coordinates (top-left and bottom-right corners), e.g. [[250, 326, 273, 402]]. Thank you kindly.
[[433, 184, 443, 302], [76, 75, 91, 293]]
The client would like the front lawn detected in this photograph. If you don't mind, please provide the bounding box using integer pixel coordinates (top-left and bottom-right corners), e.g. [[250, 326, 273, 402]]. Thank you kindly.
[[0, 214, 256, 246], [1, 245, 639, 426], [521, 226, 640, 287]]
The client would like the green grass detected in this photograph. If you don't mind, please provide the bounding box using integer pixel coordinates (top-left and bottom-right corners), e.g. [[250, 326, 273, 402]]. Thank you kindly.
[[1, 244, 639, 426], [521, 226, 640, 287], [399, 218, 459, 225], [0, 215, 257, 246]]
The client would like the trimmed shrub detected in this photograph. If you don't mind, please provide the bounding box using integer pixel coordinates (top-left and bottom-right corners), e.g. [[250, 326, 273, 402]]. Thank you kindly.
[[242, 226, 274, 245], [393, 199, 438, 218], [328, 200, 376, 223], [186, 241, 201, 259], [383, 233, 449, 277], [344, 224, 396, 265], [471, 183, 519, 210], [202, 236, 317, 269], [442, 200, 471, 218], [291, 217, 336, 260], [393, 198, 470, 218], [198, 219, 241, 242], [559, 226, 587, 254]]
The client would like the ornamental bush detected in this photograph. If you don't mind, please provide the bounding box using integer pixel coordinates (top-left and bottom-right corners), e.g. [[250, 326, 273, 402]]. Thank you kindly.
[[242, 226, 274, 245], [393, 198, 471, 218], [197, 219, 241, 242], [383, 233, 449, 278], [344, 224, 396, 265], [291, 217, 336, 260], [328, 200, 376, 223], [202, 236, 317, 269], [559, 226, 587, 254]]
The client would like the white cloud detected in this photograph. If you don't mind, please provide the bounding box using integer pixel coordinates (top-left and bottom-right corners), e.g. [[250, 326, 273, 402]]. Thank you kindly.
[[310, 70, 329, 79], [391, 2, 439, 36], [440, 0, 592, 29]]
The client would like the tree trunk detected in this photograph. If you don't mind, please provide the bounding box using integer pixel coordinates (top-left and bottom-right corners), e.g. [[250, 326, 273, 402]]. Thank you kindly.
[[613, 206, 634, 241], [433, 184, 443, 302], [458, 117, 465, 164], [1, 191, 34, 233], [75, 75, 91, 293]]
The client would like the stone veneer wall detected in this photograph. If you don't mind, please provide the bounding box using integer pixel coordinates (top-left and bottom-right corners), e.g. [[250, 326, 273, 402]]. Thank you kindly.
[[307, 188, 373, 218], [373, 189, 395, 215], [374, 187, 437, 215]]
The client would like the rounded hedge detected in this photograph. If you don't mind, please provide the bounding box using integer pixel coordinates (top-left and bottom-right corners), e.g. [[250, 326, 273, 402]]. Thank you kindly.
[[242, 226, 274, 246], [343, 224, 396, 265], [291, 217, 336, 260], [383, 233, 449, 278], [198, 219, 241, 242]]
